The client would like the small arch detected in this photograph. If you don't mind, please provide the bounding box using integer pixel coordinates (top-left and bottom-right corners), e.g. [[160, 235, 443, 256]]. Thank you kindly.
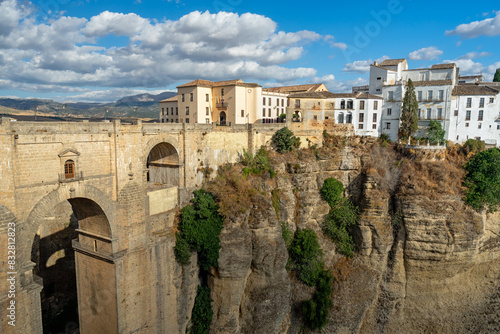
[[65, 160, 75, 179], [338, 113, 344, 124], [293, 110, 302, 122], [347, 99, 354, 109], [340, 99, 346, 109], [146, 142, 179, 187], [219, 111, 227, 126], [346, 113, 353, 124]]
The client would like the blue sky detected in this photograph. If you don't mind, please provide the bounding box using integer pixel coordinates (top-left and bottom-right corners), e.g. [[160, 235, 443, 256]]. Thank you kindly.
[[0, 0, 499, 102]]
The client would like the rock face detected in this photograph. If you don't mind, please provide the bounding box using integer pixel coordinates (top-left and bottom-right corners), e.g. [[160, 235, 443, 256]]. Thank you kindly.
[[175, 141, 500, 333]]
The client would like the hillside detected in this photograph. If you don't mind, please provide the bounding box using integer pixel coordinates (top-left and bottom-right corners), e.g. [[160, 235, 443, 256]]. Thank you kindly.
[[0, 91, 176, 119]]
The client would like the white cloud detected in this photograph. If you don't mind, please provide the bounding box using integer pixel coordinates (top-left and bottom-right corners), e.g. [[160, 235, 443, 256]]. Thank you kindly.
[[408, 46, 443, 60], [342, 56, 389, 74], [446, 11, 500, 39], [0, 5, 322, 98], [332, 42, 347, 50], [456, 51, 492, 60]]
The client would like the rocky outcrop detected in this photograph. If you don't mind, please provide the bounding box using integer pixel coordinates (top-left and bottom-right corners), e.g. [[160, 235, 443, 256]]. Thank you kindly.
[[175, 141, 500, 333]]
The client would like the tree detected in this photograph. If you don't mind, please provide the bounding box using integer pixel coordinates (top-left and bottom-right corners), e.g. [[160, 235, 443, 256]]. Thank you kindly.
[[398, 79, 419, 141], [494, 68, 500, 82], [272, 127, 300, 153], [464, 148, 500, 212], [426, 120, 445, 145]]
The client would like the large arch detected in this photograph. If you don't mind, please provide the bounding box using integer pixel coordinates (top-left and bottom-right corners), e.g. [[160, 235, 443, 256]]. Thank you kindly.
[[22, 185, 118, 334], [144, 136, 181, 188]]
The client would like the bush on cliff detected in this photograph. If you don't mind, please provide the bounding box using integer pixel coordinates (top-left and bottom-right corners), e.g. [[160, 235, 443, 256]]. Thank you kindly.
[[190, 285, 213, 334], [320, 177, 344, 208], [289, 228, 325, 286], [323, 198, 359, 258], [464, 147, 500, 212], [302, 270, 334, 331], [174, 189, 224, 270], [272, 127, 300, 153]]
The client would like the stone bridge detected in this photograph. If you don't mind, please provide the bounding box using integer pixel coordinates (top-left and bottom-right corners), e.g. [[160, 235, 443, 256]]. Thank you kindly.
[[0, 118, 322, 333]]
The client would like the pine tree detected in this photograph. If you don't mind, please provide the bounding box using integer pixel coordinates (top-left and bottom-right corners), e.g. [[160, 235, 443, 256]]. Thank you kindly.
[[494, 68, 500, 82], [398, 79, 419, 141]]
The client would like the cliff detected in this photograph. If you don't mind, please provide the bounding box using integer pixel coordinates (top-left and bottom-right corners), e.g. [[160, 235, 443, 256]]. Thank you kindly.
[[175, 137, 500, 333]]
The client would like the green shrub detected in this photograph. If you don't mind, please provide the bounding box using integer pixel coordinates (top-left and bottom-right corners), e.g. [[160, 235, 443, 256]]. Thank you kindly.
[[426, 120, 445, 145], [190, 286, 213, 334], [323, 198, 359, 257], [175, 190, 224, 270], [174, 234, 191, 265], [302, 270, 333, 331], [462, 139, 485, 155], [289, 228, 325, 286], [320, 178, 344, 208], [281, 222, 294, 250], [272, 127, 300, 153], [241, 148, 275, 178], [379, 133, 391, 143], [464, 148, 500, 212]]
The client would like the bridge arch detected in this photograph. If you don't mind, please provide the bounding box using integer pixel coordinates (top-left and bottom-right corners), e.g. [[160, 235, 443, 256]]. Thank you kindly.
[[23, 185, 118, 334], [143, 135, 182, 187]]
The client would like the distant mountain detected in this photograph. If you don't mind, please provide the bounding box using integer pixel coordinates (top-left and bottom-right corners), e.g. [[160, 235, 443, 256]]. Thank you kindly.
[[0, 91, 177, 119]]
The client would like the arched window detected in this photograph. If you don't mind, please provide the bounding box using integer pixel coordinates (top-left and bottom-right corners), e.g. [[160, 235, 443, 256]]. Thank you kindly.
[[338, 113, 344, 124], [347, 99, 353, 109], [346, 113, 353, 124], [340, 100, 346, 109], [64, 160, 75, 179]]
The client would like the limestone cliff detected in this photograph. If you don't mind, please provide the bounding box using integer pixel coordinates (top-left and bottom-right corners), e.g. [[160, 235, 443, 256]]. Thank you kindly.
[[176, 138, 500, 333]]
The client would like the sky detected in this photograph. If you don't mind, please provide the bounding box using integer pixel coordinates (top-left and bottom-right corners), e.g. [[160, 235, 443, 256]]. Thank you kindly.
[[0, 0, 499, 103]]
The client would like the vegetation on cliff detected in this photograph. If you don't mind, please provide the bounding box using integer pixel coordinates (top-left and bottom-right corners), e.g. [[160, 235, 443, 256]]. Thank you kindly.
[[464, 147, 500, 212], [190, 286, 213, 334], [272, 126, 301, 153]]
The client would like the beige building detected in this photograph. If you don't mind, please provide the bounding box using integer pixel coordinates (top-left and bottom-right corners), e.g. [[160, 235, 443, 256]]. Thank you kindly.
[[265, 83, 328, 94], [159, 79, 262, 125]]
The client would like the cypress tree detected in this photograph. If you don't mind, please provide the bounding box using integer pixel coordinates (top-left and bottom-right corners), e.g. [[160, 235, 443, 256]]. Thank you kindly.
[[494, 68, 500, 82], [398, 79, 419, 141]]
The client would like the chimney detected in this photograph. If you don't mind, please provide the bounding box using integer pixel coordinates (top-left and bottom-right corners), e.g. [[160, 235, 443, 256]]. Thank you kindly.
[[374, 61, 378, 66]]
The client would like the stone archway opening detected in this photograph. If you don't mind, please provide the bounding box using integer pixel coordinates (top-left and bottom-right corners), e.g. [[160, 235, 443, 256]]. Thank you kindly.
[[31, 196, 118, 334], [146, 142, 179, 188]]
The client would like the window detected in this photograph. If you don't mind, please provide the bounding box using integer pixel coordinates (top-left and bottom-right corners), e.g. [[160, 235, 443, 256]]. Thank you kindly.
[[263, 97, 266, 105], [374, 101, 378, 110], [360, 101, 365, 110], [241, 109, 244, 117], [176, 119, 179, 123], [373, 113, 377, 122], [268, 98, 271, 106], [490, 98, 495, 104], [478, 123, 482, 129], [478, 110, 483, 121], [377, 77, 381, 80], [338, 113, 344, 123], [206, 94, 209, 102], [465, 122, 469, 127], [386, 122, 391, 129], [185, 118, 189, 123], [161, 119, 164, 123], [176, 107, 178, 115], [388, 91, 394, 101], [186, 106, 190, 115], [295, 99, 300, 108], [437, 108, 443, 119], [161, 107, 164, 115], [268, 108, 271, 117], [427, 108, 431, 119], [190, 93, 193, 102], [347, 100, 353, 109], [479, 98, 485, 108], [206, 107, 209, 115], [466, 98, 472, 108], [206, 118, 210, 124], [417, 91, 422, 101], [439, 90, 444, 101], [313, 115, 318, 120], [182, 94, 185, 102], [346, 114, 352, 123], [64, 160, 75, 179], [372, 124, 377, 129], [454, 110, 458, 116], [281, 99, 284, 107], [358, 124, 363, 129], [387, 108, 392, 116], [427, 90, 433, 101], [262, 108, 266, 117], [340, 100, 346, 109], [359, 113, 364, 122], [466, 110, 471, 121], [498, 125, 500, 130], [221, 89, 224, 97]]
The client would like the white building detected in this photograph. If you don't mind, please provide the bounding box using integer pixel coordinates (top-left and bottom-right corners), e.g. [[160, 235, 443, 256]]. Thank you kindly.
[[261, 91, 288, 123]]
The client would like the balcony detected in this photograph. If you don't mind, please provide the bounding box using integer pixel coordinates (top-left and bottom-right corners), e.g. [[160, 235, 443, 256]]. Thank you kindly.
[[59, 171, 84, 183], [216, 102, 228, 109]]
